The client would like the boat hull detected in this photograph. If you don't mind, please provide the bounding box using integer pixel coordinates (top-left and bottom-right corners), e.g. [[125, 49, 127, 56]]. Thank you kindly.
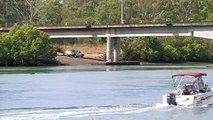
[[162, 89, 213, 106]]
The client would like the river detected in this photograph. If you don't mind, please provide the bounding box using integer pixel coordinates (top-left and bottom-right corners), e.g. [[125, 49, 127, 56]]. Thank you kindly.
[[0, 65, 213, 120]]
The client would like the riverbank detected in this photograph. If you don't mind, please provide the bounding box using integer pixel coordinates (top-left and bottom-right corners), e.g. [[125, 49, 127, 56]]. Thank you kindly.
[[56, 55, 105, 65], [55, 44, 106, 65], [55, 55, 213, 67]]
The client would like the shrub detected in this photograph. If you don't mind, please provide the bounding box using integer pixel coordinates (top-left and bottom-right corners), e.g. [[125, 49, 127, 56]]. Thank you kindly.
[[0, 24, 57, 66]]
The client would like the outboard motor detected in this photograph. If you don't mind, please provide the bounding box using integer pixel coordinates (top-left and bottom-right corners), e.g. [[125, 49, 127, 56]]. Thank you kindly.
[[167, 93, 177, 105]]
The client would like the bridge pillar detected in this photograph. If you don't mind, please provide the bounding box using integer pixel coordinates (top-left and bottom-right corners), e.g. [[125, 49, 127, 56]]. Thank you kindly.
[[113, 38, 120, 62], [106, 36, 113, 62], [106, 37, 121, 62]]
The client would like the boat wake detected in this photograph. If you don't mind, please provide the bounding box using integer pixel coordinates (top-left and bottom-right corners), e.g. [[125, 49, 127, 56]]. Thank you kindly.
[[0, 104, 210, 120], [0, 104, 168, 120]]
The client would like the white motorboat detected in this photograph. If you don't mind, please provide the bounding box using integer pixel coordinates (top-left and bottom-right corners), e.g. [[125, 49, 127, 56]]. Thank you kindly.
[[162, 72, 213, 106]]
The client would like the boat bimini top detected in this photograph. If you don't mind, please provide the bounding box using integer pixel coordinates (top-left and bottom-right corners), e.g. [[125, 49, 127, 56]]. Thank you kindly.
[[172, 72, 207, 78]]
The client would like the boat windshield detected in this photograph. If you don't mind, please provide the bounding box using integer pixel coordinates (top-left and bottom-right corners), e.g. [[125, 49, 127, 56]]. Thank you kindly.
[[173, 76, 200, 89], [172, 72, 211, 94]]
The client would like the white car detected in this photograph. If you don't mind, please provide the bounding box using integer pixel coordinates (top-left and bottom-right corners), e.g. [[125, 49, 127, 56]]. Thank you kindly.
[[65, 49, 84, 58]]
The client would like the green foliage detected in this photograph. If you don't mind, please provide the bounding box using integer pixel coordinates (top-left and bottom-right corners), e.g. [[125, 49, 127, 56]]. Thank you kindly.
[[121, 38, 142, 61], [61, 0, 100, 25], [0, 34, 13, 65], [0, 4, 3, 26], [0, 24, 57, 66], [121, 37, 213, 62], [154, 0, 180, 22], [203, 40, 213, 60], [140, 37, 163, 62], [0, 16, 3, 26], [180, 37, 210, 61], [95, 0, 120, 24], [38, 0, 62, 25], [208, 13, 213, 21], [162, 45, 180, 62], [0, 0, 213, 26], [78, 0, 100, 25]]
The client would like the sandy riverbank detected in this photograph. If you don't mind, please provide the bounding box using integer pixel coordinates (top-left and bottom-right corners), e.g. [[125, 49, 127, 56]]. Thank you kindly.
[[56, 55, 213, 66], [56, 54, 106, 65]]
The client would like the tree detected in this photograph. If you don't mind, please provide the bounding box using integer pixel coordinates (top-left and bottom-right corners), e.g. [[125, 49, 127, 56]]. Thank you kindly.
[[0, 14, 3, 26], [180, 37, 209, 61], [61, 0, 98, 25], [140, 37, 163, 62], [0, 33, 13, 65], [0, 0, 54, 26], [0, 1, 4, 26], [0, 24, 56, 66], [124, 0, 160, 24], [162, 44, 181, 62], [121, 38, 142, 61], [95, 0, 120, 25], [38, 0, 62, 25], [75, 0, 100, 25], [203, 40, 213, 61], [154, 0, 213, 23]]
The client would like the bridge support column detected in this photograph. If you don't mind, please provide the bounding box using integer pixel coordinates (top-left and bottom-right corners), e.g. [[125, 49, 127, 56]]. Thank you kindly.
[[106, 36, 113, 62], [106, 37, 121, 62], [113, 38, 120, 62]]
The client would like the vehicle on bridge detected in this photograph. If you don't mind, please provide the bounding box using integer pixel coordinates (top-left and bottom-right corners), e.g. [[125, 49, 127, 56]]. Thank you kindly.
[[162, 72, 213, 106], [65, 49, 84, 58]]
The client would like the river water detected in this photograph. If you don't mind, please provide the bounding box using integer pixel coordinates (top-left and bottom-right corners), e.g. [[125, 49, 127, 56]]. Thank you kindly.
[[0, 65, 213, 120]]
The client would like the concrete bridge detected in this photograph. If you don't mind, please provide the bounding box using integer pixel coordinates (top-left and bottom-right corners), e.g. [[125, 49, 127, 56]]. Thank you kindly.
[[1, 23, 213, 62]]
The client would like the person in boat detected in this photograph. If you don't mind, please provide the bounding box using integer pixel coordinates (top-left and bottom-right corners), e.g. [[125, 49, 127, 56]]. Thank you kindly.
[[182, 85, 190, 95], [193, 76, 205, 93], [204, 84, 212, 92]]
